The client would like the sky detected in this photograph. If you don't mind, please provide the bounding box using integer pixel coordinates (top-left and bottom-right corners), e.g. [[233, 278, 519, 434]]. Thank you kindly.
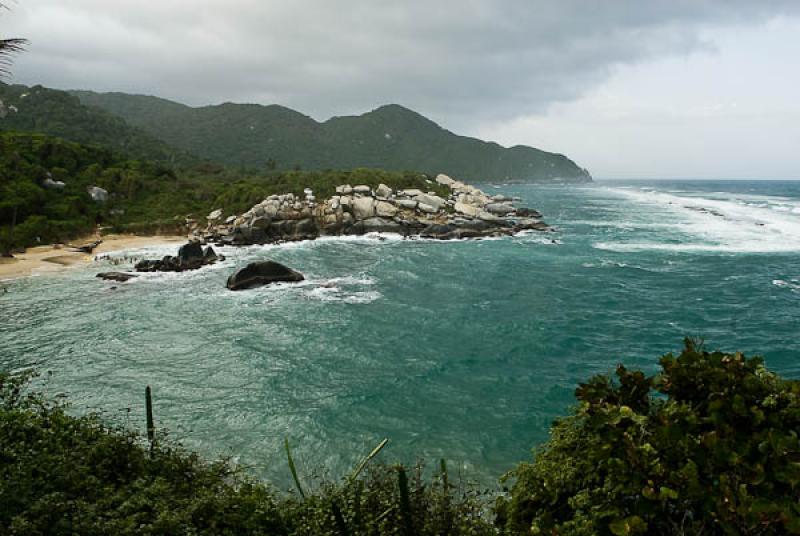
[[2, 1, 799, 179]]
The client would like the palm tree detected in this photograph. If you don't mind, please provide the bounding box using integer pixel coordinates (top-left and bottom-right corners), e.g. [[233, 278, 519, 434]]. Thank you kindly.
[[0, 2, 26, 78]]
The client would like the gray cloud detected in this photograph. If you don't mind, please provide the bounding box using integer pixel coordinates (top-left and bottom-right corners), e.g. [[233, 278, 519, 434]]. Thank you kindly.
[[3, 1, 799, 128]]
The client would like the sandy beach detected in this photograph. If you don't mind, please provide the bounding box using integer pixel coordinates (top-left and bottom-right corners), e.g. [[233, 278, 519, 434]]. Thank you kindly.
[[0, 234, 186, 282]]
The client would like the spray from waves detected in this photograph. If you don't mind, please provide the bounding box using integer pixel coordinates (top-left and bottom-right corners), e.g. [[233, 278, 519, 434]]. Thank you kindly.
[[773, 279, 800, 293], [594, 187, 800, 254]]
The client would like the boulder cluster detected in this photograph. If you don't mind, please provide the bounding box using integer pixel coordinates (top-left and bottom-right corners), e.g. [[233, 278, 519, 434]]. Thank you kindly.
[[134, 241, 224, 273], [97, 241, 303, 292], [203, 174, 548, 245]]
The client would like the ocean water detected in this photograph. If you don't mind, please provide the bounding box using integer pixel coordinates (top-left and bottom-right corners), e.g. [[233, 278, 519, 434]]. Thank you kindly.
[[1, 179, 799, 485]]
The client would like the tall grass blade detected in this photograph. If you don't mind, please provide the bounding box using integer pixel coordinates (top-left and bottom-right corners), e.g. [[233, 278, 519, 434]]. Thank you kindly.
[[284, 437, 306, 498], [145, 386, 154, 443], [331, 499, 350, 536], [397, 466, 415, 536], [349, 437, 389, 481], [353, 479, 364, 528]]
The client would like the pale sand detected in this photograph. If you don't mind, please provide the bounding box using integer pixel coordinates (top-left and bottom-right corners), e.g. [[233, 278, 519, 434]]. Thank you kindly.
[[0, 234, 187, 281]]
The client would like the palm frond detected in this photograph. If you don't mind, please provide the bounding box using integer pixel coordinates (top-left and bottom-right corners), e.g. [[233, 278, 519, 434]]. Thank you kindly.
[[0, 37, 27, 77]]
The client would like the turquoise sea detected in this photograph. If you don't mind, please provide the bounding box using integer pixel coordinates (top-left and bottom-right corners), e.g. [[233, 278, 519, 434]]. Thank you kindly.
[[2, 179, 799, 485]]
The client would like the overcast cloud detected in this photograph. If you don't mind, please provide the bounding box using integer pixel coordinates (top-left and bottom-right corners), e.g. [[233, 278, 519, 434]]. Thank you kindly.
[[2, 1, 799, 178]]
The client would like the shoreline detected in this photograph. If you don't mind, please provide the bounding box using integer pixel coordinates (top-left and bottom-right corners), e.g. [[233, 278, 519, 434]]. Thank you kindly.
[[0, 234, 186, 282]]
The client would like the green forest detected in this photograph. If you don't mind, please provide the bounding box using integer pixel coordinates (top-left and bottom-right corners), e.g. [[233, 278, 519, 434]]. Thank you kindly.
[[73, 89, 591, 183], [0, 130, 439, 253]]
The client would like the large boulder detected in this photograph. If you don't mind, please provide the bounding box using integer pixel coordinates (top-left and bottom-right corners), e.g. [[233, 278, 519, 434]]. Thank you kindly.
[[400, 188, 424, 197], [435, 174, 456, 186], [351, 217, 403, 234], [226, 261, 304, 291], [351, 197, 376, 219], [417, 202, 438, 214], [454, 202, 481, 217], [375, 201, 399, 218], [395, 199, 417, 210], [375, 183, 392, 198], [485, 203, 516, 216], [414, 193, 446, 211], [177, 241, 205, 263]]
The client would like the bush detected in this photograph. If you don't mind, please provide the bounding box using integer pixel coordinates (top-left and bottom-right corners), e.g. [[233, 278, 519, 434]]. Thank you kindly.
[[0, 371, 287, 535], [497, 339, 800, 535], [0, 372, 494, 535]]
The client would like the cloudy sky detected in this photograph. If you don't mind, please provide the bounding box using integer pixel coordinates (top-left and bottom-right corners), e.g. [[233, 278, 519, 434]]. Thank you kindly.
[[3, 1, 799, 179]]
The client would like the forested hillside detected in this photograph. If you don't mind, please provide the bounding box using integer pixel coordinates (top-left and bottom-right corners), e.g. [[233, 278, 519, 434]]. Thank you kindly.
[[74, 90, 592, 183], [0, 131, 438, 252], [0, 83, 189, 164]]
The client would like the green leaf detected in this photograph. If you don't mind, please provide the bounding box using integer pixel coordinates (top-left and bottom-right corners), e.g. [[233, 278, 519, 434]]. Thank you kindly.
[[610, 516, 648, 535]]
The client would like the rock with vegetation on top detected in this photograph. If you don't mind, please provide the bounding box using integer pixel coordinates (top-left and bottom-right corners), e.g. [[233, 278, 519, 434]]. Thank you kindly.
[[226, 261, 304, 291], [213, 174, 552, 245]]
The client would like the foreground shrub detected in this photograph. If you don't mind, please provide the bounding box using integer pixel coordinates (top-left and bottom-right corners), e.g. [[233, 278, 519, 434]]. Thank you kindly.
[[497, 339, 800, 535], [0, 371, 494, 535], [282, 462, 494, 536], [0, 372, 286, 535]]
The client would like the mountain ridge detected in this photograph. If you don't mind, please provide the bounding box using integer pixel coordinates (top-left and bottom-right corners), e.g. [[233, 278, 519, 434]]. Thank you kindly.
[[72, 89, 591, 183]]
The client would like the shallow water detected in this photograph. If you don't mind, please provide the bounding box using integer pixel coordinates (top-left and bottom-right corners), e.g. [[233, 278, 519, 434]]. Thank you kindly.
[[1, 179, 799, 485]]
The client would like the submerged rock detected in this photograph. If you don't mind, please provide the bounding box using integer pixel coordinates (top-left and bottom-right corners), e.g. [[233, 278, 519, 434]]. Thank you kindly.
[[96, 272, 138, 282], [226, 261, 305, 291]]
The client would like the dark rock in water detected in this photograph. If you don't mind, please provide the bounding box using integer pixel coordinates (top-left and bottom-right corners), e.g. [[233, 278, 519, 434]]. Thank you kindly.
[[204, 245, 219, 260], [514, 207, 542, 219], [178, 241, 205, 262], [421, 223, 456, 239], [135, 241, 225, 272], [97, 271, 138, 282], [226, 261, 304, 291], [349, 217, 403, 235]]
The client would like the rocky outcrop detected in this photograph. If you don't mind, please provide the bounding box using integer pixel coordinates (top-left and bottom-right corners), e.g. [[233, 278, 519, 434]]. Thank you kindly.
[[226, 261, 305, 291], [135, 241, 225, 272], [96, 271, 138, 282], [204, 173, 552, 245]]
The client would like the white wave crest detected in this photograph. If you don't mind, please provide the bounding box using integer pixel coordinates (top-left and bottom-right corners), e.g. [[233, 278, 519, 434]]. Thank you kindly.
[[594, 187, 800, 254]]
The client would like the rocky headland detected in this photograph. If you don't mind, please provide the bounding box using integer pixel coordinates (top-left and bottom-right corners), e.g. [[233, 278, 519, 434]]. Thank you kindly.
[[202, 174, 549, 246]]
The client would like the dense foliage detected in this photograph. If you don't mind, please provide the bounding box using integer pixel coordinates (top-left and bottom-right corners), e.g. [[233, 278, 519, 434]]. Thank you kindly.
[[0, 83, 188, 164], [73, 89, 591, 183], [497, 339, 800, 535], [0, 371, 494, 535], [0, 132, 186, 251], [0, 131, 441, 252]]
